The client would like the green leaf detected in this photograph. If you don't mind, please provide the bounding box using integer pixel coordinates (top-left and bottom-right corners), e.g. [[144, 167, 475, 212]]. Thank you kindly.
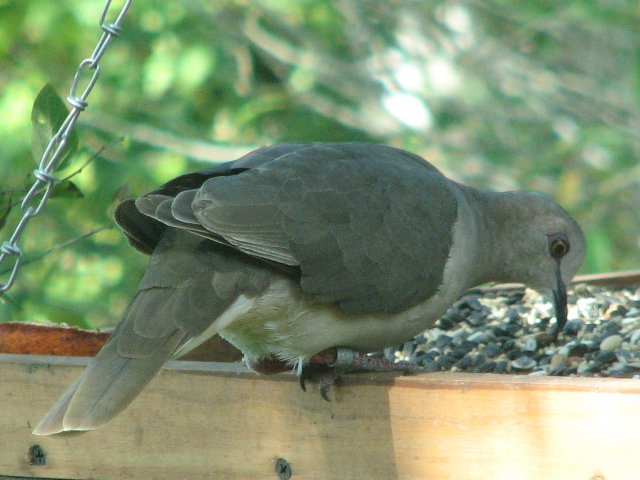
[[0, 193, 12, 231], [30, 84, 80, 171], [51, 180, 84, 199]]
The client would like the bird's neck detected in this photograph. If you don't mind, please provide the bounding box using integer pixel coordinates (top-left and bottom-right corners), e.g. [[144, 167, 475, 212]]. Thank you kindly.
[[454, 185, 523, 287]]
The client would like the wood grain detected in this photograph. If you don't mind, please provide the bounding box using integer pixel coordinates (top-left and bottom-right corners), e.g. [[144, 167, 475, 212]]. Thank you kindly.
[[1, 353, 638, 480]]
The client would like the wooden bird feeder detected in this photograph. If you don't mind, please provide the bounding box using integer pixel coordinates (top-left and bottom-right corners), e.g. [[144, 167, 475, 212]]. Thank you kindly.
[[1, 271, 640, 480]]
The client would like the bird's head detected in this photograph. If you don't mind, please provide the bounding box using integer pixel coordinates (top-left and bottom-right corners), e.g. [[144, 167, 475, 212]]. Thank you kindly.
[[493, 191, 586, 336]]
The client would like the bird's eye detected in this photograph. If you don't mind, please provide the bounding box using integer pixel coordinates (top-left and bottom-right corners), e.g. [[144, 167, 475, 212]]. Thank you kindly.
[[548, 234, 570, 259]]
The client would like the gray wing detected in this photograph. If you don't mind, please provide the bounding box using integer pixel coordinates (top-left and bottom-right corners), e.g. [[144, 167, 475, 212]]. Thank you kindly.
[[138, 143, 458, 314], [113, 143, 315, 255]]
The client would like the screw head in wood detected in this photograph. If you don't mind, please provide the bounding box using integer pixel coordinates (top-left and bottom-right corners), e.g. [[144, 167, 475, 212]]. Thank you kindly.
[[275, 458, 292, 479]]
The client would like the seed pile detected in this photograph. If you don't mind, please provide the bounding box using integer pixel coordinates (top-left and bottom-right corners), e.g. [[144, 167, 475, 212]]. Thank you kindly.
[[381, 284, 640, 378]]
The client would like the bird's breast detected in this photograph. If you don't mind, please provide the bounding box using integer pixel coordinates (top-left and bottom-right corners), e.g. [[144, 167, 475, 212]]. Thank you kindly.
[[215, 275, 465, 368]]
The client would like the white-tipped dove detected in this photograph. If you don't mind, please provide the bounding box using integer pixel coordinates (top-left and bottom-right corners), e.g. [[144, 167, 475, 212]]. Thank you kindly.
[[34, 142, 585, 435]]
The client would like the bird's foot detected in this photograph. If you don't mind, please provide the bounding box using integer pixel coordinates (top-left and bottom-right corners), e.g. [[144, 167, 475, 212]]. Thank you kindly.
[[300, 347, 420, 401], [299, 363, 340, 401]]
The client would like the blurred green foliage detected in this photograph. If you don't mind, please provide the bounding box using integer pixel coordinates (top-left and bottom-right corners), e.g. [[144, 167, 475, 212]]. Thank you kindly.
[[0, 0, 638, 328]]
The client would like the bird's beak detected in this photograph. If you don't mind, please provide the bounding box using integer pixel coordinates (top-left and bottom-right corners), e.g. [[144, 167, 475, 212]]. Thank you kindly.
[[551, 261, 568, 339]]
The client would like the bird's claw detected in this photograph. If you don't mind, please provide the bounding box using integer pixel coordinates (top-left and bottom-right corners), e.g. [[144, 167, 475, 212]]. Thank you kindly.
[[299, 363, 340, 401], [299, 347, 419, 401], [318, 370, 340, 402]]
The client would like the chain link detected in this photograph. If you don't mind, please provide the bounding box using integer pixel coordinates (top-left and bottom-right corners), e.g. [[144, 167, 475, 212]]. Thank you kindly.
[[0, 0, 132, 295]]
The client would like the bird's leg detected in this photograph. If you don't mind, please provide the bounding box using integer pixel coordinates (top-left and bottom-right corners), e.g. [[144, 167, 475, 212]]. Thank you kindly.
[[300, 347, 420, 401], [308, 347, 420, 373]]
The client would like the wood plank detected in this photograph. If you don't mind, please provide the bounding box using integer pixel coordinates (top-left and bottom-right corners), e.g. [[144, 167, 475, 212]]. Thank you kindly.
[[1, 353, 638, 480], [571, 269, 640, 286]]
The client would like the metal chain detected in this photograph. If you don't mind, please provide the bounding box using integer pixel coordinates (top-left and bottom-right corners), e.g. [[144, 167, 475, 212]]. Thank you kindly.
[[0, 0, 132, 296]]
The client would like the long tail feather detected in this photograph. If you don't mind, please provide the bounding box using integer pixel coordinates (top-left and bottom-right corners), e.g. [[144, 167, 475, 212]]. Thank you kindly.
[[33, 330, 182, 435]]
